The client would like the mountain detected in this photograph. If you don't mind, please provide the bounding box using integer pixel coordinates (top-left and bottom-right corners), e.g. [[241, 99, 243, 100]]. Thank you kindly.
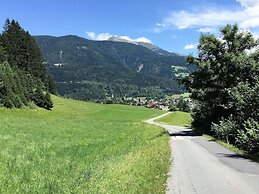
[[34, 35, 194, 102], [107, 36, 176, 56]]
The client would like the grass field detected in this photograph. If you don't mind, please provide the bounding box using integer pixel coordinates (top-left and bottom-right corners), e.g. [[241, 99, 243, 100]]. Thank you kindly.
[[0, 96, 170, 193], [175, 72, 189, 77], [155, 111, 192, 127], [171, 93, 191, 98]]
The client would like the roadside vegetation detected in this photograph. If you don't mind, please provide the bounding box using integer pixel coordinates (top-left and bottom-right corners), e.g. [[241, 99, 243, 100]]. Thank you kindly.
[[183, 24, 259, 155], [0, 96, 170, 193], [156, 111, 192, 127], [203, 134, 259, 163]]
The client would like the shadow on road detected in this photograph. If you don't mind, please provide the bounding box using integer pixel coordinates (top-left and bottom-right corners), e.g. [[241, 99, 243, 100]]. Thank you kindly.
[[170, 130, 201, 137], [216, 153, 246, 159]]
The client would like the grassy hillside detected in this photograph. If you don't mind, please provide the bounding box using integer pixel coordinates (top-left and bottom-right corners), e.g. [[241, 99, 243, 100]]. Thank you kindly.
[[0, 96, 170, 193], [156, 111, 192, 127]]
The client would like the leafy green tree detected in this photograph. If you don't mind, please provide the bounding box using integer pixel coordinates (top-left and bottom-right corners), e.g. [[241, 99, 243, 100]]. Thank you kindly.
[[184, 24, 259, 153], [236, 118, 259, 154], [184, 24, 258, 130], [211, 116, 237, 144], [176, 97, 189, 112]]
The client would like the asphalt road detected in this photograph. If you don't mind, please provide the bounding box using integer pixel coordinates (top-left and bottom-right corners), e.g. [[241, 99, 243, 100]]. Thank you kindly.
[[146, 113, 259, 194]]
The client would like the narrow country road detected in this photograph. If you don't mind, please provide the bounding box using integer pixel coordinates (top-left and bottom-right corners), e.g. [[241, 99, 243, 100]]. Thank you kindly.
[[146, 113, 259, 194]]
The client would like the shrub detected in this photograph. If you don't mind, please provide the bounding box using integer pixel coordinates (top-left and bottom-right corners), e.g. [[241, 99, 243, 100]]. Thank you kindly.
[[236, 118, 259, 154], [169, 105, 178, 112], [211, 116, 237, 144]]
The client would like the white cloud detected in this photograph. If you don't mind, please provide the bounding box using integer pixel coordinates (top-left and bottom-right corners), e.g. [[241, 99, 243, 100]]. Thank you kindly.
[[86, 32, 96, 39], [159, 0, 259, 30], [86, 32, 152, 44], [156, 22, 166, 27], [164, 9, 244, 29], [197, 27, 216, 33], [135, 37, 152, 43], [184, 43, 197, 50], [96, 33, 113, 41], [236, 0, 257, 8]]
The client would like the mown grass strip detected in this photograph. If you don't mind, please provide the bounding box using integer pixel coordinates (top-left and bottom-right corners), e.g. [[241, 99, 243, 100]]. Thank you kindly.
[[155, 111, 192, 127]]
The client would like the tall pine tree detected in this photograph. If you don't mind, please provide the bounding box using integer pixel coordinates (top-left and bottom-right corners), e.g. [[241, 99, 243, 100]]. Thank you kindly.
[[0, 19, 55, 109], [1, 19, 56, 93]]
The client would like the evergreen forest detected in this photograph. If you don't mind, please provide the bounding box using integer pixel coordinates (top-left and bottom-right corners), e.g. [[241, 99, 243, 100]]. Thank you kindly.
[[0, 19, 56, 109]]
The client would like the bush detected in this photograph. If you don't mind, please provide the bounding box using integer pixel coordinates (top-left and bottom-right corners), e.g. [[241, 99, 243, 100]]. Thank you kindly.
[[236, 118, 259, 154], [105, 99, 114, 104], [176, 97, 190, 112], [211, 116, 237, 144], [169, 105, 178, 111]]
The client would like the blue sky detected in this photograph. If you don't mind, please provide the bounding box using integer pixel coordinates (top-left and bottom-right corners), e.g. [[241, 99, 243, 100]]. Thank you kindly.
[[1, 0, 259, 55]]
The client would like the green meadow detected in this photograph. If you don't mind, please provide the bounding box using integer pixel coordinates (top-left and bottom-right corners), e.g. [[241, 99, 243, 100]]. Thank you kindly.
[[156, 111, 192, 127], [0, 96, 170, 193], [171, 93, 191, 98]]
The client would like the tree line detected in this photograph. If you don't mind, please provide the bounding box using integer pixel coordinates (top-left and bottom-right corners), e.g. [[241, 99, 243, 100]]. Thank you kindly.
[[184, 24, 259, 154], [0, 19, 56, 109]]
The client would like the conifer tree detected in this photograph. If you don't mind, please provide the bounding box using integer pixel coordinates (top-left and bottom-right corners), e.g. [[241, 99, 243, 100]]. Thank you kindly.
[[44, 92, 53, 110], [1, 19, 56, 94], [0, 19, 55, 110]]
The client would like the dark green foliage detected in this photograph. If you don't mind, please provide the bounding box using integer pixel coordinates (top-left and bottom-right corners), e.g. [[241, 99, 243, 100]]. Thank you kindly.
[[56, 82, 166, 102], [176, 97, 190, 112], [236, 118, 259, 154], [168, 105, 178, 112], [1, 19, 56, 94], [0, 45, 7, 63], [33, 87, 53, 110], [184, 24, 259, 153], [34, 35, 194, 101], [211, 116, 237, 144], [0, 19, 55, 109], [45, 75, 57, 95], [168, 97, 190, 112], [0, 62, 27, 108]]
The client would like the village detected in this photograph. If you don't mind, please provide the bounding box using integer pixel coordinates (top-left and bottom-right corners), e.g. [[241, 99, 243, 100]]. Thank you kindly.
[[127, 94, 194, 112]]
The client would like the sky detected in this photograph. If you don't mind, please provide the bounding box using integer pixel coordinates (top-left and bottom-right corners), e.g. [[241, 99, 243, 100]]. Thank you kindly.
[[1, 0, 259, 55]]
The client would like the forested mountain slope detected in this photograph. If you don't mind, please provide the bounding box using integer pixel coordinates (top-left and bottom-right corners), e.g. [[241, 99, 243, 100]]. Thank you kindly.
[[34, 35, 194, 101]]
